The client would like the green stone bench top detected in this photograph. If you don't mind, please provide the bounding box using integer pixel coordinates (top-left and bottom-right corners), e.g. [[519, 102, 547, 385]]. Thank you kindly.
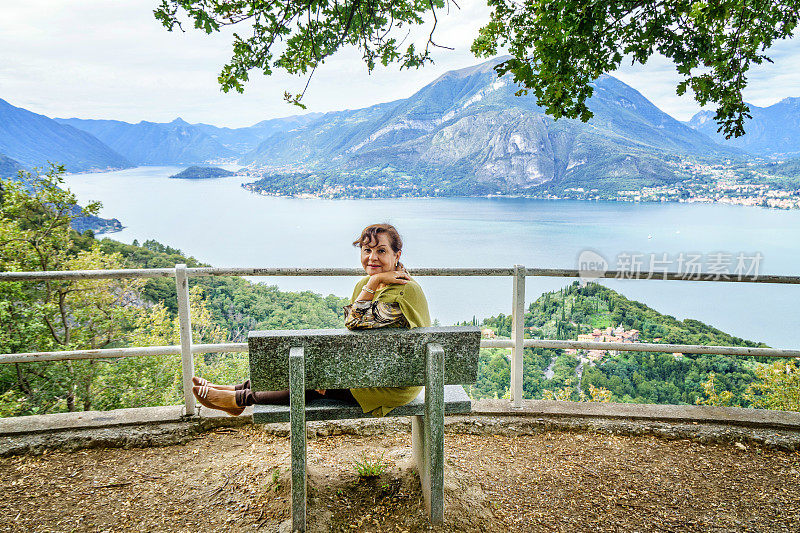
[[248, 326, 481, 391], [253, 384, 471, 423]]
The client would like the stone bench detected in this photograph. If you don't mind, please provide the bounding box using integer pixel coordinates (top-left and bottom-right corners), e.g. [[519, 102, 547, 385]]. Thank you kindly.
[[248, 326, 481, 531]]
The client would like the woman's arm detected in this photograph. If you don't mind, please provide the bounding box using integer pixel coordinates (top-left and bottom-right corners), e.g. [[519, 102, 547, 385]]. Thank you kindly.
[[355, 267, 411, 301]]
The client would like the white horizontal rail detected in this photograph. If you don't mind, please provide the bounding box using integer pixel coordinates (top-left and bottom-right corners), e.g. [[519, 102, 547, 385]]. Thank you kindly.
[[0, 268, 177, 280], [0, 343, 250, 364], [2, 339, 797, 365], [1, 267, 799, 284], [478, 339, 800, 357]]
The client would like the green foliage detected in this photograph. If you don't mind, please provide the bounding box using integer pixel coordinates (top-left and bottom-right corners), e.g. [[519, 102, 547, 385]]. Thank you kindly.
[[745, 360, 800, 412], [542, 382, 612, 402], [153, 0, 448, 106], [469, 348, 510, 399], [99, 238, 349, 338], [270, 467, 282, 492], [696, 372, 734, 407], [1, 167, 144, 414], [472, 0, 800, 138]]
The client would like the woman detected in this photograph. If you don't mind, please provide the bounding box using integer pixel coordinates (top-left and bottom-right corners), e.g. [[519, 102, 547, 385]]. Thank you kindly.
[[192, 223, 431, 417]]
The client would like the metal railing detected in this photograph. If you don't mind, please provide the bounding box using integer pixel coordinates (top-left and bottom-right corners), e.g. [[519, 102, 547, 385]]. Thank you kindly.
[[1, 265, 799, 414]]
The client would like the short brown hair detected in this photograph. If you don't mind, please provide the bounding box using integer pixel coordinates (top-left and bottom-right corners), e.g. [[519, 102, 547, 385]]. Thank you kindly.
[[353, 223, 403, 252]]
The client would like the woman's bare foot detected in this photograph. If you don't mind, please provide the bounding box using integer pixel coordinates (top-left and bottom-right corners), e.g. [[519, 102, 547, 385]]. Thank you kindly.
[[192, 385, 244, 416], [192, 376, 235, 391]]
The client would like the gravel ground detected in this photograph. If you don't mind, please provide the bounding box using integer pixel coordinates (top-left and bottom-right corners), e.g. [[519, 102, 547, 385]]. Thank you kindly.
[[1, 426, 798, 532]]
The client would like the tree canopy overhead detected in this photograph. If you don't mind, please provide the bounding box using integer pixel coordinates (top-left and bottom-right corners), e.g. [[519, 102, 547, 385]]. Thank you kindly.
[[472, 0, 800, 138], [154, 0, 800, 136], [154, 0, 451, 107]]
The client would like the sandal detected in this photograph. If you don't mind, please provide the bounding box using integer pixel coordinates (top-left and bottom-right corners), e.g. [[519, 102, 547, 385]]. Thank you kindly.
[[192, 385, 245, 417]]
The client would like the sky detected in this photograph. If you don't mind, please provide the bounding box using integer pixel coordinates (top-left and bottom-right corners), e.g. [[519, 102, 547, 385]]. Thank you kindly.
[[1, 0, 799, 128]]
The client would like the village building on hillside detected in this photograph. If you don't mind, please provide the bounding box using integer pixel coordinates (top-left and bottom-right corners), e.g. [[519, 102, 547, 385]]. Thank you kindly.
[[572, 326, 640, 361]]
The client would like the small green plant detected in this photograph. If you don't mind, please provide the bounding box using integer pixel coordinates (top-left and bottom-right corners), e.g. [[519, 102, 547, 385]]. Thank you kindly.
[[270, 467, 282, 492], [352, 452, 387, 478]]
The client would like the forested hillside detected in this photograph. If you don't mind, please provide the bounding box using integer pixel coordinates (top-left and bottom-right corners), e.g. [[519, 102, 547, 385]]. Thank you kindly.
[[470, 282, 794, 409], [98, 238, 348, 339]]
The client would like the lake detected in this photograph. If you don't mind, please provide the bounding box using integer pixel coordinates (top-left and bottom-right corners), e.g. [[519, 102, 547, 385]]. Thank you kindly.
[[63, 166, 800, 349]]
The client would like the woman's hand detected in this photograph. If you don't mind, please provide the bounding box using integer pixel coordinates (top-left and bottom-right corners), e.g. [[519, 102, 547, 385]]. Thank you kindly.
[[370, 267, 411, 290]]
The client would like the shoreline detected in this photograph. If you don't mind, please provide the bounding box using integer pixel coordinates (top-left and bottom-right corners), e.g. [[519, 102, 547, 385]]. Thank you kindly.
[[239, 185, 800, 210]]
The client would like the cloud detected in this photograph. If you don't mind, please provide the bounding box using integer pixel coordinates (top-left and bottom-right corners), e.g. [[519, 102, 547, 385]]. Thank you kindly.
[[611, 30, 800, 120], [0, 0, 797, 127]]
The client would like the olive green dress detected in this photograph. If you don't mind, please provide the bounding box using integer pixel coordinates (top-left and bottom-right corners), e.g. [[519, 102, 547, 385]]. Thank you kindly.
[[346, 276, 431, 417]]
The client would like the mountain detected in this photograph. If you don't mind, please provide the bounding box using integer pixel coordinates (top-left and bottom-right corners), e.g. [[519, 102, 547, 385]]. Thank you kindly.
[[54, 117, 237, 165], [687, 98, 800, 157], [0, 153, 24, 178], [240, 58, 739, 194], [192, 113, 323, 153], [0, 98, 131, 172]]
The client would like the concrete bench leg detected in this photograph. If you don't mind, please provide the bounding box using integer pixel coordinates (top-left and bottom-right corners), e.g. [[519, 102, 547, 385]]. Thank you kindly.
[[412, 343, 445, 524], [289, 347, 307, 532]]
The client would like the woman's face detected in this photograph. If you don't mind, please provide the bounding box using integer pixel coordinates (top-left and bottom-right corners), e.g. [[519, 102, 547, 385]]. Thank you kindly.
[[360, 233, 401, 275]]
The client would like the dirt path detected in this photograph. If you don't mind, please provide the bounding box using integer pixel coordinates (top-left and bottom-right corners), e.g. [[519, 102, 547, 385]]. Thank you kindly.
[[1, 427, 798, 532]]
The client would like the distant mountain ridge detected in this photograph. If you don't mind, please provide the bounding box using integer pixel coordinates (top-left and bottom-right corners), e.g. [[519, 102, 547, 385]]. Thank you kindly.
[[192, 114, 323, 153], [241, 58, 742, 193], [0, 98, 131, 172], [54, 117, 237, 165], [687, 98, 800, 157], [55, 114, 324, 166]]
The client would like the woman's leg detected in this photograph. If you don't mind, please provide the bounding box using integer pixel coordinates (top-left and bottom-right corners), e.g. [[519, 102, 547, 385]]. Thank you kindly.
[[194, 385, 355, 413], [239, 389, 328, 406], [237, 388, 290, 406]]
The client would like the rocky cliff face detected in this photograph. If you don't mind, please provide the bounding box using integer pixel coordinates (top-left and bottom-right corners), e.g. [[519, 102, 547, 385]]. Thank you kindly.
[[395, 109, 563, 186]]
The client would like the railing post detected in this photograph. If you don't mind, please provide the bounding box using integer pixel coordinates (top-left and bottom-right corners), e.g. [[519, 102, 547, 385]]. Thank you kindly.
[[175, 263, 196, 415], [511, 265, 526, 407]]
